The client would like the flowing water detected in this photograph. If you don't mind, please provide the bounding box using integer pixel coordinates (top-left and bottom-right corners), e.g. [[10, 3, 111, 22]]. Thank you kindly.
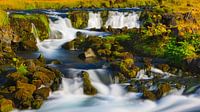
[[12, 9, 200, 112]]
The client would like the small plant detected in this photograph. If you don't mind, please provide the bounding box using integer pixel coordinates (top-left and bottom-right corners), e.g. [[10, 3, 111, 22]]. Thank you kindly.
[[16, 64, 28, 75], [165, 37, 197, 63]]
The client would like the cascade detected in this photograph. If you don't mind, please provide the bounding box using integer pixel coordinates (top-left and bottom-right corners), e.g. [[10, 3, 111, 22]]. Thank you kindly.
[[87, 12, 103, 29], [105, 11, 140, 29]]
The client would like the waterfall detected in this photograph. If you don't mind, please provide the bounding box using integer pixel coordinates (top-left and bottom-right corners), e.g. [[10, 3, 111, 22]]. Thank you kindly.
[[36, 16, 108, 52], [87, 12, 103, 29], [105, 11, 140, 29]]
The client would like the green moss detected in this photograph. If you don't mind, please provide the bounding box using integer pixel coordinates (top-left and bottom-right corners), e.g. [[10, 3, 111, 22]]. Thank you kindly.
[[68, 11, 89, 29], [81, 71, 97, 95], [156, 83, 171, 98], [0, 10, 9, 26], [10, 14, 50, 41], [0, 98, 14, 112]]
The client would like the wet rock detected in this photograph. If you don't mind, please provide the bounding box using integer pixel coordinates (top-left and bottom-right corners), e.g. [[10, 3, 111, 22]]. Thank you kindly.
[[185, 58, 200, 74], [80, 71, 97, 95], [157, 64, 170, 72], [63, 41, 75, 50], [14, 88, 33, 109], [156, 83, 171, 98], [142, 89, 156, 100], [7, 72, 28, 83], [32, 98, 43, 109], [36, 67, 56, 81], [23, 59, 36, 72], [0, 98, 14, 112], [22, 40, 37, 51], [32, 80, 42, 88], [16, 81, 36, 95], [50, 59, 62, 65], [79, 48, 96, 59], [34, 87, 51, 100], [37, 54, 46, 64], [33, 71, 51, 86]]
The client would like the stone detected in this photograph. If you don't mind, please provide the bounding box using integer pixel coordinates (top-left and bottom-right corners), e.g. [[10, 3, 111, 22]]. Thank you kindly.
[[32, 98, 43, 109], [80, 71, 97, 95], [34, 87, 51, 100], [0, 98, 14, 112], [156, 83, 171, 98], [16, 81, 36, 94], [79, 48, 96, 59], [7, 72, 28, 83]]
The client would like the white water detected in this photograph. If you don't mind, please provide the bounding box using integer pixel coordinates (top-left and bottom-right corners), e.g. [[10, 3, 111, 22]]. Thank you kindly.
[[16, 68, 200, 112], [87, 12, 103, 29], [36, 16, 108, 53], [105, 11, 140, 29], [23, 11, 200, 112], [87, 11, 140, 29]]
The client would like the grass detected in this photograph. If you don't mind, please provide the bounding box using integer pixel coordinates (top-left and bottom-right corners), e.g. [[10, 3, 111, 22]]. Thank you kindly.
[[0, 10, 9, 26]]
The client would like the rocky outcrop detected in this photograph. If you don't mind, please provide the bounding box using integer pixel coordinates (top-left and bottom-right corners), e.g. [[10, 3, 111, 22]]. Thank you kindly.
[[9, 14, 50, 51]]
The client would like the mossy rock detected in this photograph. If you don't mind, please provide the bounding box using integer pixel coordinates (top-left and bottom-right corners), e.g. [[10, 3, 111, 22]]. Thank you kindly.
[[32, 98, 43, 109], [156, 83, 171, 98], [33, 71, 51, 85], [81, 71, 97, 95], [32, 80, 42, 88], [142, 89, 156, 101], [36, 67, 56, 81], [34, 87, 51, 100], [157, 64, 170, 72], [14, 89, 33, 109], [16, 81, 36, 95], [10, 14, 50, 40], [23, 59, 36, 72], [9, 14, 50, 51], [68, 11, 89, 29], [7, 72, 28, 83], [0, 98, 14, 112]]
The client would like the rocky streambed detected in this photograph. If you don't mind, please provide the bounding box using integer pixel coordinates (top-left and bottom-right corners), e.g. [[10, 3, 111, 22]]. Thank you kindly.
[[0, 8, 199, 112]]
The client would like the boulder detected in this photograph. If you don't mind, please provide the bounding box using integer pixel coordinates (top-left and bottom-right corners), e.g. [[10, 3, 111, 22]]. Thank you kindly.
[[80, 71, 97, 95], [16, 81, 36, 95], [7, 72, 28, 83], [34, 87, 51, 100], [32, 98, 43, 109], [33, 71, 51, 86], [0, 98, 14, 112], [79, 48, 96, 59]]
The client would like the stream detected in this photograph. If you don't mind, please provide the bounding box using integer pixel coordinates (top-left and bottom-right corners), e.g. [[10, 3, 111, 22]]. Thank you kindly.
[[11, 9, 200, 112]]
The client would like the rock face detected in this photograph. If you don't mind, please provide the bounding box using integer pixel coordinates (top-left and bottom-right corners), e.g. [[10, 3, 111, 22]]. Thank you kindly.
[[9, 14, 50, 51], [0, 58, 62, 110]]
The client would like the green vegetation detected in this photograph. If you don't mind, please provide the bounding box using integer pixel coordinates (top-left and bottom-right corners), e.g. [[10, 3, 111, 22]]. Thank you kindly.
[[0, 10, 9, 26]]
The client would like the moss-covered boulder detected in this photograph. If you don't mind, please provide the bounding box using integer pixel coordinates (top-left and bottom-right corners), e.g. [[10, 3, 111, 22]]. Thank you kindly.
[[7, 72, 28, 83], [31, 98, 43, 109], [16, 81, 36, 94], [33, 71, 51, 86], [0, 98, 14, 112], [142, 89, 156, 101], [34, 87, 51, 100], [14, 89, 34, 109], [156, 83, 171, 98], [9, 14, 50, 51], [80, 71, 97, 95]]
